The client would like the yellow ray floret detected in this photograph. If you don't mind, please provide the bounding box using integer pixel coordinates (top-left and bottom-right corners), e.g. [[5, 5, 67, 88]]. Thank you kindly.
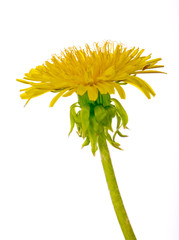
[[17, 40, 165, 106]]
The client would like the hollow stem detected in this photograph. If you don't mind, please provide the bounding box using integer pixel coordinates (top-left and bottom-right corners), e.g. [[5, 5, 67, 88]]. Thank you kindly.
[[98, 134, 137, 240]]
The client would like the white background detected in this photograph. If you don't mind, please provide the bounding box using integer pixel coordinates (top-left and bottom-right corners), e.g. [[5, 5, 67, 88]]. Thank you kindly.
[[0, 0, 178, 239]]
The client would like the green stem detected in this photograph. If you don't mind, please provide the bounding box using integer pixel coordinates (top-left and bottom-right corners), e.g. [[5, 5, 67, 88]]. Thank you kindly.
[[98, 134, 137, 240]]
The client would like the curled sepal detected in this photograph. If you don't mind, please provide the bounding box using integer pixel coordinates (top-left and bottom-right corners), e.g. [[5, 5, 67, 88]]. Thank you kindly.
[[69, 102, 79, 136], [113, 130, 128, 142], [116, 113, 122, 130], [82, 137, 90, 148], [74, 111, 82, 124], [104, 130, 123, 150], [76, 122, 82, 137], [111, 98, 128, 128]]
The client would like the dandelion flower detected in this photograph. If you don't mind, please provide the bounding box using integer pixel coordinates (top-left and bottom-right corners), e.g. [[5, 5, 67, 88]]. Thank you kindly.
[[17, 40, 165, 240], [17, 41, 165, 106]]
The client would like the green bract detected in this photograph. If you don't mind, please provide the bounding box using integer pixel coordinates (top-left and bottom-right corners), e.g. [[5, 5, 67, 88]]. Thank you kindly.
[[69, 92, 128, 155]]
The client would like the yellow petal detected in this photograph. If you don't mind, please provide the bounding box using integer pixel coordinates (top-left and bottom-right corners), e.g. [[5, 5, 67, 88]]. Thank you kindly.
[[147, 58, 162, 64], [20, 88, 48, 99], [125, 76, 155, 99], [63, 89, 76, 97], [96, 82, 108, 94], [125, 79, 150, 98], [102, 82, 115, 94], [17, 79, 35, 85], [49, 89, 68, 107], [135, 49, 145, 58], [114, 83, 126, 99], [147, 65, 164, 69], [135, 70, 166, 74], [76, 85, 87, 96], [135, 76, 156, 96], [103, 66, 115, 77], [130, 48, 139, 59], [87, 86, 98, 101]]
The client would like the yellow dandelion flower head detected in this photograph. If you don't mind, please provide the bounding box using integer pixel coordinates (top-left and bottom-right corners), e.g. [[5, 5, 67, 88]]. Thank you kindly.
[[17, 40, 165, 107]]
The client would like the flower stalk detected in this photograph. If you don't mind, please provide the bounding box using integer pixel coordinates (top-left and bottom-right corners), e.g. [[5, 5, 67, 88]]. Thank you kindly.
[[98, 133, 137, 240]]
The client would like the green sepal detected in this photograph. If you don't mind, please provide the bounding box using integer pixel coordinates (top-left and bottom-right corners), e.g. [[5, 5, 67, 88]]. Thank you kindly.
[[117, 131, 128, 138], [78, 92, 95, 106], [76, 122, 82, 137], [90, 115, 100, 132], [81, 105, 90, 134], [105, 130, 123, 150], [101, 105, 116, 132], [111, 98, 128, 128], [82, 137, 90, 148], [74, 111, 81, 124], [116, 113, 122, 130], [96, 92, 103, 105], [69, 103, 79, 136], [88, 123, 98, 155], [102, 93, 110, 107], [75, 112, 83, 137], [89, 132, 98, 156], [94, 105, 107, 122], [69, 108, 75, 136], [78, 92, 89, 106], [113, 130, 128, 141], [101, 114, 113, 131], [105, 104, 116, 118]]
